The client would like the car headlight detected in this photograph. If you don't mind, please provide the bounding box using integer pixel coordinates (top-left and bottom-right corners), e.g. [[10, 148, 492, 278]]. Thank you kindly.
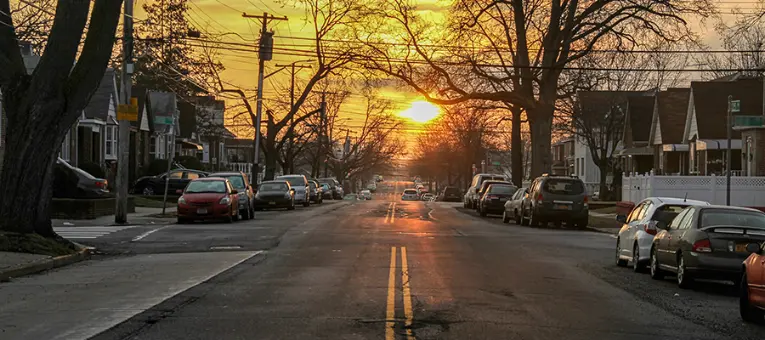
[[219, 196, 230, 205], [178, 196, 186, 204]]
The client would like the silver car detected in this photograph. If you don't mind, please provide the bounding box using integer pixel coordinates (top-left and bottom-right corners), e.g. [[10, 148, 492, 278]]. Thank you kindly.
[[502, 187, 528, 224], [275, 175, 310, 207]]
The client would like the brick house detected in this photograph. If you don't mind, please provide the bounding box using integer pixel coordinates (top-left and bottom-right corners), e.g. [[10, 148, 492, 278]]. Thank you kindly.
[[620, 94, 655, 174], [551, 137, 574, 176], [649, 88, 691, 175]]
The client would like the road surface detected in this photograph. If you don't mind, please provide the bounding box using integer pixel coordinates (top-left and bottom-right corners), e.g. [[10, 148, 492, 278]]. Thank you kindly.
[[0, 181, 762, 339]]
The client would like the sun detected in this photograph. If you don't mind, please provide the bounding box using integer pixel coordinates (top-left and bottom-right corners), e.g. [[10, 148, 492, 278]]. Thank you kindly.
[[398, 101, 441, 123]]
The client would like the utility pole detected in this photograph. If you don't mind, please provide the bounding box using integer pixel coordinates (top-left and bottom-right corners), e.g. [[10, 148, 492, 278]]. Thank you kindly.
[[320, 92, 328, 177], [243, 12, 288, 185], [115, 0, 134, 224], [275, 61, 311, 173], [726, 95, 732, 206]]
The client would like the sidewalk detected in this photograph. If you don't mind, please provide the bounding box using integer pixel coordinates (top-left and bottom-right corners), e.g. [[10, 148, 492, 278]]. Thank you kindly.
[[0, 248, 90, 282], [52, 206, 177, 228], [588, 211, 620, 235]]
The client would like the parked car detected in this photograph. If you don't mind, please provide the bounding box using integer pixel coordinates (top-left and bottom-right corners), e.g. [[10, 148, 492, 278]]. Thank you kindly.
[[343, 193, 360, 200], [650, 205, 765, 289], [519, 175, 588, 228], [176, 177, 240, 223], [276, 174, 310, 207], [615, 197, 710, 272], [253, 180, 295, 210], [360, 190, 372, 200], [464, 173, 508, 209], [502, 187, 528, 224], [422, 193, 435, 201], [53, 158, 109, 198], [439, 186, 462, 202], [401, 189, 419, 201], [209, 171, 255, 220], [319, 183, 333, 200], [367, 182, 377, 192], [478, 184, 516, 217], [741, 241, 765, 323], [318, 178, 342, 199], [474, 180, 515, 211], [132, 169, 208, 195], [308, 180, 324, 204]]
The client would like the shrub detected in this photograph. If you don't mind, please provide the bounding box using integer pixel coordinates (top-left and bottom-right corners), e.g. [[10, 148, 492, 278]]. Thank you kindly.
[[78, 161, 105, 178], [145, 159, 170, 176], [175, 155, 203, 170]]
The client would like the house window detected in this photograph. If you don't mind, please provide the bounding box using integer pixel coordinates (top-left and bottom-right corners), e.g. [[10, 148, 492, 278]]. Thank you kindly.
[[152, 135, 166, 159], [105, 126, 117, 160]]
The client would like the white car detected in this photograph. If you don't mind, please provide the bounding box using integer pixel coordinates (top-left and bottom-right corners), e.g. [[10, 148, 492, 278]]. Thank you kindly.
[[615, 197, 710, 272], [360, 190, 372, 200], [401, 189, 419, 201]]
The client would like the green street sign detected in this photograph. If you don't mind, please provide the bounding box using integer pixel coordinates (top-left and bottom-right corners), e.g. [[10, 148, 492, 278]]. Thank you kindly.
[[731, 100, 741, 113], [492, 161, 501, 166], [734, 115, 765, 127], [154, 116, 174, 125]]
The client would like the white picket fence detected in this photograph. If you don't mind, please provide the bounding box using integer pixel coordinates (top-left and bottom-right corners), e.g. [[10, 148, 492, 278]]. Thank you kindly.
[[622, 171, 765, 207]]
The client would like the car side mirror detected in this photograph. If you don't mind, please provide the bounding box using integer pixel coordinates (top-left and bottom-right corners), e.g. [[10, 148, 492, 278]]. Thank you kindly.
[[175, 189, 183, 194], [616, 215, 627, 223], [231, 189, 238, 195], [746, 242, 762, 254]]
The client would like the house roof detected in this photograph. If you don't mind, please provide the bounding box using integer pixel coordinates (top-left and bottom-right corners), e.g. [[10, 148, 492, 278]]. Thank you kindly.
[[654, 88, 690, 145], [687, 78, 763, 140], [83, 69, 116, 120], [625, 95, 655, 143]]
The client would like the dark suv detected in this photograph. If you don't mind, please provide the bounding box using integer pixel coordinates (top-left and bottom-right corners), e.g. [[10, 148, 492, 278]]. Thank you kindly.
[[519, 175, 588, 228]]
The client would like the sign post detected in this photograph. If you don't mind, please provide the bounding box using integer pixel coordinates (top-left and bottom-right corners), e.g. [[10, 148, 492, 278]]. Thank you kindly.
[[726, 97, 739, 206]]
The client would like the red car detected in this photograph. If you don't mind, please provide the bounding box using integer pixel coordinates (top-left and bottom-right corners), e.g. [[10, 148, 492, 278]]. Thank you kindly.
[[741, 241, 765, 323], [177, 177, 240, 223]]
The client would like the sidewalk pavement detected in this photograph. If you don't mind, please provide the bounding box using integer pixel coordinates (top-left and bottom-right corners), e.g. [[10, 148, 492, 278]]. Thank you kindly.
[[52, 206, 177, 228], [1, 248, 90, 282], [588, 211, 620, 235]]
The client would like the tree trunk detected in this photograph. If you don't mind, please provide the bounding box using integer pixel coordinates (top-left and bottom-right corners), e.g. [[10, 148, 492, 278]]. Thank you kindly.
[[510, 106, 523, 187], [598, 158, 609, 201], [529, 108, 553, 177], [251, 136, 259, 183]]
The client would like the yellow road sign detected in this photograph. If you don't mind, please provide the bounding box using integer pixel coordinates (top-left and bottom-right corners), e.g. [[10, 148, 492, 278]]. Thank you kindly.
[[117, 97, 139, 121]]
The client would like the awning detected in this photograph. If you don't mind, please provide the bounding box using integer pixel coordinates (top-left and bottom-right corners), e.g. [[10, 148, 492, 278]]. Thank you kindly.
[[619, 146, 653, 156], [662, 144, 689, 152], [178, 139, 203, 151], [696, 139, 742, 150]]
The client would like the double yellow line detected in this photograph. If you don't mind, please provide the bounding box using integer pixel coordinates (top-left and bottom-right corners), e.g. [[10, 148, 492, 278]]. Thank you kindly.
[[386, 246, 414, 340], [385, 202, 397, 224]]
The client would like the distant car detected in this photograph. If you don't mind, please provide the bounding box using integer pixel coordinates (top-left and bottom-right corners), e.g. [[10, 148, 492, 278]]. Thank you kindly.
[[177, 178, 240, 224], [421, 193, 435, 201], [53, 158, 109, 198], [519, 175, 588, 228], [318, 178, 342, 199], [478, 184, 516, 217], [209, 171, 255, 220], [253, 180, 295, 210], [475, 180, 514, 211], [367, 183, 377, 192], [276, 175, 310, 207], [502, 187, 528, 224], [650, 205, 765, 289], [401, 189, 418, 201], [464, 173, 508, 209], [308, 180, 324, 204], [439, 186, 462, 202], [132, 169, 208, 195], [615, 197, 710, 272], [741, 241, 765, 323], [360, 190, 372, 200], [319, 183, 333, 199]]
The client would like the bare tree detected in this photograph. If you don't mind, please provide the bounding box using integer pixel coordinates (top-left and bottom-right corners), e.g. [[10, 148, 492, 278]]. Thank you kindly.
[[0, 0, 123, 236], [8, 0, 55, 54]]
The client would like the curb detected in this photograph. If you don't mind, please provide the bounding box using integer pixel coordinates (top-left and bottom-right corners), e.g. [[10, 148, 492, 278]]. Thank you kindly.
[[0, 247, 91, 282], [585, 226, 619, 235]]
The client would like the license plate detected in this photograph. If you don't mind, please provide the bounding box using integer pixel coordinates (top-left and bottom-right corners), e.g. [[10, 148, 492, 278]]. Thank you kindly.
[[196, 208, 207, 214], [554, 204, 571, 210], [736, 243, 748, 252], [269, 201, 276, 205]]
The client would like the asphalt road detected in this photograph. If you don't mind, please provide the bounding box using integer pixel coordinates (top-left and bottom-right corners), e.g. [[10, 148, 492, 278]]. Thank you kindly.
[[1, 180, 763, 339]]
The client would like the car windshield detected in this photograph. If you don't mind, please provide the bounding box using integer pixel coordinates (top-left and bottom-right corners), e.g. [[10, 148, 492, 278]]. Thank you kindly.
[[404, 189, 417, 195], [488, 185, 515, 194], [185, 181, 226, 193], [218, 175, 245, 189], [542, 179, 584, 195], [700, 209, 765, 229], [278, 176, 305, 187], [260, 183, 288, 192], [321, 184, 330, 189], [651, 204, 690, 224], [444, 187, 460, 195]]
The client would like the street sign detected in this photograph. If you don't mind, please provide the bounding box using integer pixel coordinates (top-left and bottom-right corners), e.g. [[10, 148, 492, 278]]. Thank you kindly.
[[154, 116, 174, 125], [492, 161, 501, 166], [117, 97, 139, 121], [734, 115, 765, 127], [730, 99, 741, 113]]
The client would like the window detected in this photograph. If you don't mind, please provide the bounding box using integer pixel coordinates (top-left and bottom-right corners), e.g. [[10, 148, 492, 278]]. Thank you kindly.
[[541, 179, 584, 195], [699, 209, 765, 230], [669, 209, 691, 230], [168, 171, 183, 179], [150, 136, 156, 156], [186, 172, 201, 180], [627, 203, 646, 223], [105, 126, 117, 159], [185, 180, 226, 193]]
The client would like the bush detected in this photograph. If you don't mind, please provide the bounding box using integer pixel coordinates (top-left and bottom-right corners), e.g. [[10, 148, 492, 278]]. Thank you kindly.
[[79, 161, 105, 178], [144, 159, 170, 176], [175, 155, 204, 170]]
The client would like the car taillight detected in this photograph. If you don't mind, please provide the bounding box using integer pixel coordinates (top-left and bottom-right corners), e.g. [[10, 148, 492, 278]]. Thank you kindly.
[[96, 181, 106, 189], [487, 195, 499, 200], [583, 195, 588, 206], [643, 224, 657, 235], [536, 193, 543, 202], [692, 239, 712, 253]]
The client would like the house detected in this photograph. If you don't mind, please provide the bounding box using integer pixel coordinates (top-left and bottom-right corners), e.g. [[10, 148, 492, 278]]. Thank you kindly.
[[648, 88, 691, 175], [176, 100, 203, 158], [682, 77, 763, 175], [620, 95, 656, 174], [551, 138, 574, 176], [78, 68, 119, 167], [128, 86, 153, 181], [194, 96, 235, 171]]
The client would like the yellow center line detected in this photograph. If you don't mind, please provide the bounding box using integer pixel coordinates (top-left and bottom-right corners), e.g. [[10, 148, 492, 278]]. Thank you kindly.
[[401, 247, 414, 340], [386, 247, 397, 340], [391, 202, 396, 223], [385, 202, 392, 223]]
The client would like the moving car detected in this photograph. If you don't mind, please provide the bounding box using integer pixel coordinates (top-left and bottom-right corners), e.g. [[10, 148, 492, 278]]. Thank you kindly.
[[615, 197, 710, 272], [519, 175, 588, 228], [308, 180, 324, 204], [464, 173, 508, 209], [439, 186, 462, 202], [741, 241, 765, 323], [209, 171, 255, 220], [276, 174, 310, 207], [132, 169, 208, 195], [53, 158, 109, 198], [650, 205, 765, 288], [360, 190, 372, 200], [478, 184, 516, 217], [502, 187, 528, 224], [401, 189, 419, 201], [318, 178, 343, 199], [474, 180, 515, 211], [421, 193, 435, 201], [176, 178, 240, 223], [253, 180, 295, 210]]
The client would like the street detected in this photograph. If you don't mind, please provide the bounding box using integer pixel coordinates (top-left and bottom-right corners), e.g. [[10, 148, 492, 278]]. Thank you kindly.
[[0, 181, 761, 340]]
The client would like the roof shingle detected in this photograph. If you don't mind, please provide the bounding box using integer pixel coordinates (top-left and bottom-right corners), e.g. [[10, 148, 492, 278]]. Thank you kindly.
[[689, 78, 763, 140]]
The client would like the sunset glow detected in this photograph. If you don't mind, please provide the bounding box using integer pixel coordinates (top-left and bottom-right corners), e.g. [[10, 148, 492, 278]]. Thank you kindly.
[[398, 101, 441, 123]]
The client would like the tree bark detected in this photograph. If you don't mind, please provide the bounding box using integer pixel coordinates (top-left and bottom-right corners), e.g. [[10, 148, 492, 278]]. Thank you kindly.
[[510, 106, 523, 187], [528, 108, 553, 178], [598, 157, 610, 200]]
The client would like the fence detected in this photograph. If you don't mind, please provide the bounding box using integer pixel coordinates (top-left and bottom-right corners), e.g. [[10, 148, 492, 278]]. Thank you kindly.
[[622, 171, 765, 208]]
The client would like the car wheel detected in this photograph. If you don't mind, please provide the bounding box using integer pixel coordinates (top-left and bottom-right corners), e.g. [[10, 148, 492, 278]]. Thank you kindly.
[[249, 206, 256, 218], [513, 209, 521, 224], [632, 243, 645, 272], [575, 217, 589, 229], [520, 206, 529, 226], [463, 200, 468, 208], [142, 186, 155, 196], [177, 217, 189, 224], [232, 208, 240, 222], [288, 199, 296, 210], [226, 213, 233, 223], [303, 199, 310, 207], [240, 207, 250, 220], [479, 205, 488, 217], [677, 254, 693, 289], [650, 247, 665, 279], [740, 273, 765, 323], [502, 211, 510, 223], [529, 210, 539, 227], [615, 239, 628, 267]]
